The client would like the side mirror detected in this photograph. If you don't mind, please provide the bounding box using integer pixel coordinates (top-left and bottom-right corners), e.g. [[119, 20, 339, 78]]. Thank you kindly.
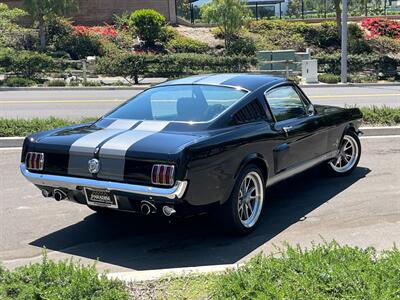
[[307, 104, 315, 116]]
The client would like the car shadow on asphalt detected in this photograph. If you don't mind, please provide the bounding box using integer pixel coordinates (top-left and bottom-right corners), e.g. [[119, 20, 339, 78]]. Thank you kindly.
[[31, 166, 371, 271]]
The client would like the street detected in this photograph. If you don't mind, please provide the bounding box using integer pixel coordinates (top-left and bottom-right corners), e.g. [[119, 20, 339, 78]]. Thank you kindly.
[[1, 136, 399, 273], [0, 85, 399, 119]]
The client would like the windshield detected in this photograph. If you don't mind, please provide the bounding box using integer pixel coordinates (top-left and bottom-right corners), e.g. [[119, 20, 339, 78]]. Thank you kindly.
[[106, 85, 247, 122]]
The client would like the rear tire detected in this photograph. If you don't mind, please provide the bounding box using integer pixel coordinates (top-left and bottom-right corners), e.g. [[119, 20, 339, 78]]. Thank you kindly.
[[327, 131, 361, 176], [219, 164, 265, 235]]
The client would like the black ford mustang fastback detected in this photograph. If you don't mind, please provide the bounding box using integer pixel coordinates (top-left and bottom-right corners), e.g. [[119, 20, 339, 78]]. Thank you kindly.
[[21, 74, 363, 234]]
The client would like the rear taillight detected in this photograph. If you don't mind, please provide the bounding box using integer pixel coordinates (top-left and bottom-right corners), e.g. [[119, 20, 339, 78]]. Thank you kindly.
[[151, 164, 175, 186], [25, 152, 44, 170]]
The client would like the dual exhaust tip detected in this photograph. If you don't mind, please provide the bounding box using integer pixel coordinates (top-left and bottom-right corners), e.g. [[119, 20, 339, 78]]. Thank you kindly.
[[41, 189, 67, 201], [42, 189, 176, 217], [140, 201, 176, 217]]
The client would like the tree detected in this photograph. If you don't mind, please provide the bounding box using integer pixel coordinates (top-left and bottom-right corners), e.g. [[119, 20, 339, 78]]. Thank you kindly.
[[0, 3, 28, 47], [201, 0, 251, 50], [23, 0, 77, 50], [333, 0, 341, 37]]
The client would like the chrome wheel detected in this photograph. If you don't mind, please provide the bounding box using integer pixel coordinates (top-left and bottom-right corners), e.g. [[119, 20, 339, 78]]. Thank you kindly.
[[329, 134, 359, 173], [237, 171, 264, 228]]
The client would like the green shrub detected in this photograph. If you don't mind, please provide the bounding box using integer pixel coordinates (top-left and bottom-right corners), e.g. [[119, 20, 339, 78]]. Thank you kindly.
[[0, 49, 55, 78], [167, 35, 210, 53], [4, 76, 36, 87], [47, 79, 66, 86], [56, 32, 101, 60], [315, 52, 399, 76], [227, 34, 256, 56], [97, 53, 257, 84], [318, 73, 340, 84], [129, 9, 165, 45], [368, 36, 400, 55], [0, 255, 128, 299], [159, 25, 179, 43], [83, 80, 101, 86], [348, 74, 378, 83], [360, 105, 400, 126], [255, 29, 307, 51]]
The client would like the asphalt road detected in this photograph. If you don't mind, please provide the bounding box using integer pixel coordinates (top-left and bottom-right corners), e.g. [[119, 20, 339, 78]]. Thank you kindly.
[[0, 85, 399, 119], [0, 136, 399, 273]]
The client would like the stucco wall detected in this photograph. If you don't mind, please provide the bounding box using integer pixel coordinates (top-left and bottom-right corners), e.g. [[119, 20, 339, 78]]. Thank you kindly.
[[2, 0, 177, 24]]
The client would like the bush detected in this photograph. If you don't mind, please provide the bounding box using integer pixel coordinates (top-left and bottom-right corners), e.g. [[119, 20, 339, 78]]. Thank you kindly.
[[227, 34, 256, 56], [167, 35, 210, 53], [0, 255, 128, 299], [348, 74, 378, 83], [315, 52, 399, 76], [367, 36, 400, 55], [3, 76, 36, 87], [360, 106, 400, 126], [129, 9, 165, 45], [97, 53, 257, 84], [56, 32, 102, 60], [361, 17, 400, 39], [348, 23, 372, 54], [318, 73, 340, 84], [159, 26, 179, 43], [47, 79, 67, 86]]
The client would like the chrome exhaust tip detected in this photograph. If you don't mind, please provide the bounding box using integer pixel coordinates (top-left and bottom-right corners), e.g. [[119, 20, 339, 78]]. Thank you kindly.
[[41, 189, 52, 198], [140, 201, 156, 215], [162, 206, 176, 217], [54, 189, 67, 201]]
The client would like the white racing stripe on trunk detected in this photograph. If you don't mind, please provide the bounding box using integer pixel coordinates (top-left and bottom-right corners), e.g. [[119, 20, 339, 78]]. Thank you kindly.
[[97, 121, 170, 181], [67, 119, 138, 177], [69, 119, 139, 154], [99, 121, 170, 157]]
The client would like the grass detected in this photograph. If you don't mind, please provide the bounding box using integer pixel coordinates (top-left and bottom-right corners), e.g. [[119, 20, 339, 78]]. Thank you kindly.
[[0, 117, 97, 137], [137, 242, 400, 299], [360, 105, 400, 126], [0, 254, 129, 300], [0, 106, 399, 137]]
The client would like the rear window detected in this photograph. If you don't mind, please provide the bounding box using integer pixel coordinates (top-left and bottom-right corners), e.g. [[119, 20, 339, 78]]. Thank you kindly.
[[106, 85, 247, 122]]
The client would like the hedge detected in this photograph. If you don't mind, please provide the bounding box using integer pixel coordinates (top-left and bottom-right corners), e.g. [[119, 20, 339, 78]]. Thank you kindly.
[[96, 53, 257, 83], [0, 48, 55, 78], [315, 52, 399, 76]]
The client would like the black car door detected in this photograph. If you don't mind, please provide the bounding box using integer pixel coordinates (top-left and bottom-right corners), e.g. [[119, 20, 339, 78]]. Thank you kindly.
[[265, 84, 326, 174]]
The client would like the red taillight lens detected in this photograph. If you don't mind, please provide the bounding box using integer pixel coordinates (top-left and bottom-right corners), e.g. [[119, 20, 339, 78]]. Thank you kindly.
[[25, 152, 44, 170], [151, 164, 175, 186]]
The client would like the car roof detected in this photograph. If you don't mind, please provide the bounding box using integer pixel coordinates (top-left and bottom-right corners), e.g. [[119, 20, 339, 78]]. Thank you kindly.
[[157, 74, 287, 92]]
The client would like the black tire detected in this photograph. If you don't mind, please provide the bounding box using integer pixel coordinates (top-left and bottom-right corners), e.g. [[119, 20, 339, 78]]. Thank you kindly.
[[218, 164, 265, 235], [326, 130, 361, 176]]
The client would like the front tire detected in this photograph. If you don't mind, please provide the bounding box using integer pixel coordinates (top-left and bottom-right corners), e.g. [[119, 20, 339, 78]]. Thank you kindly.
[[327, 131, 361, 176], [219, 164, 265, 235]]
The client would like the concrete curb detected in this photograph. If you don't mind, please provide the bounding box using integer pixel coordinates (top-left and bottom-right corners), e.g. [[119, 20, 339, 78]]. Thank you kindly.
[[0, 86, 151, 91], [0, 137, 25, 148], [1, 127, 399, 148], [0, 83, 398, 91], [107, 264, 238, 282], [299, 83, 400, 88]]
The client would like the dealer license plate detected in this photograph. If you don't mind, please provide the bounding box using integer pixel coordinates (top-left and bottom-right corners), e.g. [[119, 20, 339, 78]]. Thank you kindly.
[[84, 188, 118, 208]]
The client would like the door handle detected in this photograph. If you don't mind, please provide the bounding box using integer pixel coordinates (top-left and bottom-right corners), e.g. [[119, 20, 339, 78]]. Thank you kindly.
[[282, 126, 293, 133]]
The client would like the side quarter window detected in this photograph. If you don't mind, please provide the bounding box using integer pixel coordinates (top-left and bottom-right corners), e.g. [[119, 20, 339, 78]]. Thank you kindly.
[[265, 86, 306, 122]]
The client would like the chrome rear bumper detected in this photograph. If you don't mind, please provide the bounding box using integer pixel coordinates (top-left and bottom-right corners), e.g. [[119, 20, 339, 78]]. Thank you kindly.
[[20, 163, 187, 200]]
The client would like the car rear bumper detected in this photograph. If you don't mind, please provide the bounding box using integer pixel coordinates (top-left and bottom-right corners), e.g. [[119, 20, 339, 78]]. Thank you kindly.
[[20, 163, 188, 200]]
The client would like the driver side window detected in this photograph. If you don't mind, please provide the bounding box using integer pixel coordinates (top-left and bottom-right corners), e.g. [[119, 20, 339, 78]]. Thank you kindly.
[[266, 86, 306, 122]]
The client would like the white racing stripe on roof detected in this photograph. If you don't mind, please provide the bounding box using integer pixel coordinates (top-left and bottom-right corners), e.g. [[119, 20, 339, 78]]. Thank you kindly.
[[195, 74, 240, 85]]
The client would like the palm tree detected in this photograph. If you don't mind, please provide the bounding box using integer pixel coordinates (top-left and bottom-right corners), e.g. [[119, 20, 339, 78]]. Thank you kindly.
[[23, 0, 77, 50]]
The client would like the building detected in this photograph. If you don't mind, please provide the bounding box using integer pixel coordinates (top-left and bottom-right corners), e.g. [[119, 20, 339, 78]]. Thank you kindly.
[[2, 0, 177, 24]]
